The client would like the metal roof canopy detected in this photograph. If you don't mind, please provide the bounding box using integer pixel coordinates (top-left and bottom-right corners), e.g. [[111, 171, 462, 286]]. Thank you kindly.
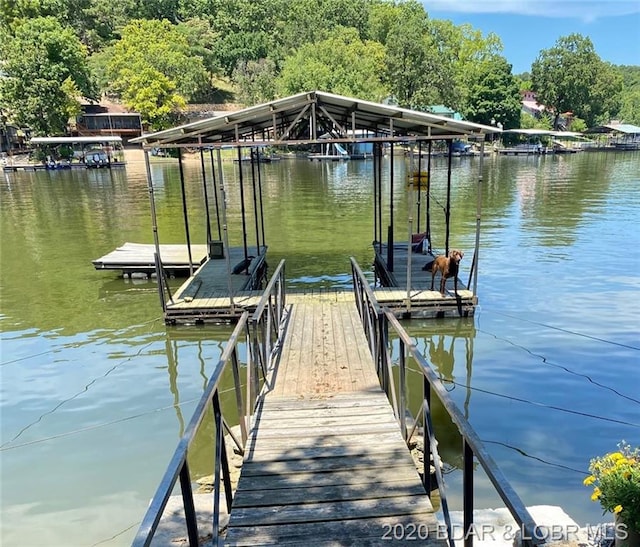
[[131, 90, 500, 149], [30, 136, 123, 144], [585, 124, 640, 135], [503, 129, 586, 138]]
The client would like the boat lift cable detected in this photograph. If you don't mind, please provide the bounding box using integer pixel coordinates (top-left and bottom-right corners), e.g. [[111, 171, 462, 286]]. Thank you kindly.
[[404, 364, 639, 428], [1, 320, 163, 448], [482, 308, 640, 352], [474, 317, 640, 406], [0, 385, 242, 452], [448, 377, 638, 428], [0, 316, 163, 368], [482, 440, 588, 475], [0, 396, 200, 452], [90, 522, 139, 547]]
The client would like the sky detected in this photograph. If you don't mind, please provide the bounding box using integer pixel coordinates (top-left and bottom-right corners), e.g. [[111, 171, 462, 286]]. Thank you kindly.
[[421, 0, 640, 74]]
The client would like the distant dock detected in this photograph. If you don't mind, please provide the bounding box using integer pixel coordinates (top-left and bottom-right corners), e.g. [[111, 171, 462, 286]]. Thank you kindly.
[[92, 242, 208, 277], [3, 161, 126, 172]]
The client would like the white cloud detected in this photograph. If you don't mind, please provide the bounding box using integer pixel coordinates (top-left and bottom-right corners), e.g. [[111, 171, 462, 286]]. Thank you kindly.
[[421, 0, 640, 22]]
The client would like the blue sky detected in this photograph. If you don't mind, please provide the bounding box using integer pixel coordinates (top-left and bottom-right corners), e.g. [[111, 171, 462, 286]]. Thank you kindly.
[[421, 0, 640, 74]]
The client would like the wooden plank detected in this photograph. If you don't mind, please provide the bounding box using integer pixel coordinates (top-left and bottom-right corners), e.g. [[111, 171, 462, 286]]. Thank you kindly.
[[250, 421, 400, 438], [243, 444, 409, 463], [247, 431, 405, 451], [225, 515, 442, 546], [254, 405, 393, 423], [240, 453, 415, 476], [228, 494, 434, 526], [232, 478, 426, 507], [238, 463, 419, 486]]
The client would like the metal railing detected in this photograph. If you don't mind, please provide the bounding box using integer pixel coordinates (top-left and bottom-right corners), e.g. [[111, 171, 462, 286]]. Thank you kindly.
[[350, 257, 540, 547], [131, 260, 287, 547]]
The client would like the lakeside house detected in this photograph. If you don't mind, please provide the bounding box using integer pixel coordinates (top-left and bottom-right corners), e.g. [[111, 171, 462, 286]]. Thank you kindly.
[[70, 102, 143, 143]]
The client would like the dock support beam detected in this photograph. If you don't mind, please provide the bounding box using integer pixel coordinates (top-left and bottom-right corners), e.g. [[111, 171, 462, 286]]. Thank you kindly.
[[178, 150, 194, 276], [209, 149, 222, 240], [236, 147, 249, 271], [144, 149, 167, 314], [445, 140, 453, 256], [217, 148, 235, 309], [387, 142, 394, 272], [470, 140, 485, 295], [199, 147, 212, 246]]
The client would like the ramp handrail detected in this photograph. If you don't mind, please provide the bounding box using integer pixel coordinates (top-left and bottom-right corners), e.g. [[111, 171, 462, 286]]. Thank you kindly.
[[350, 257, 540, 547], [132, 261, 287, 547]]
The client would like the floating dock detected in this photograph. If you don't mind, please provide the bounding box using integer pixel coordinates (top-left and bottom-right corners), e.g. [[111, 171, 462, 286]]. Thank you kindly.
[[162, 246, 268, 323], [2, 162, 126, 171], [92, 242, 208, 277], [225, 299, 443, 545], [373, 243, 477, 318]]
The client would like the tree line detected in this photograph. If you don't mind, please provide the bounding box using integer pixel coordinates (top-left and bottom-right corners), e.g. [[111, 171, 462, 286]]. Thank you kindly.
[[1, 0, 638, 135]]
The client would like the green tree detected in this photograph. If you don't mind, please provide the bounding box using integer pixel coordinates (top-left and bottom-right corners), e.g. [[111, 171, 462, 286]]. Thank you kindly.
[[232, 59, 278, 106], [277, 0, 370, 53], [106, 18, 209, 125], [120, 67, 185, 129], [463, 56, 521, 129], [0, 16, 96, 135], [520, 111, 553, 130], [432, 21, 503, 113], [214, 30, 273, 77], [276, 27, 387, 101], [382, 2, 435, 108], [531, 34, 622, 129]]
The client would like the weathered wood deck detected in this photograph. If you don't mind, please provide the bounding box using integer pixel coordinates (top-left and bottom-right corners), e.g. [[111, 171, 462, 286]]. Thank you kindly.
[[225, 300, 444, 546], [374, 243, 477, 318], [92, 242, 208, 276], [164, 246, 267, 323]]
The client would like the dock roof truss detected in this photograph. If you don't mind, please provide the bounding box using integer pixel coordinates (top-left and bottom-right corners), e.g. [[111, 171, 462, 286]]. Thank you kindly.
[[131, 91, 499, 149]]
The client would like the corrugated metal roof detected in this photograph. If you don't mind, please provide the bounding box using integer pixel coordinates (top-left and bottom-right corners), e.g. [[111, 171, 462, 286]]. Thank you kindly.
[[586, 124, 640, 134], [30, 136, 123, 144], [131, 90, 500, 148]]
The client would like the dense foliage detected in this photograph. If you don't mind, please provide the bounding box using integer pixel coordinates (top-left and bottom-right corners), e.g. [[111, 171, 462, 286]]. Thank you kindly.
[[0, 16, 97, 135], [0, 0, 637, 133], [531, 34, 623, 129]]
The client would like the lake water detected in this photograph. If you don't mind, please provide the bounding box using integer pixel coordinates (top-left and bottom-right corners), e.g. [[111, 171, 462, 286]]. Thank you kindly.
[[1, 149, 639, 546]]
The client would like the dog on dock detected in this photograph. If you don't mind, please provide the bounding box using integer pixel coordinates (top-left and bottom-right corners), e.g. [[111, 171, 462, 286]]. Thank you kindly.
[[422, 250, 464, 295]]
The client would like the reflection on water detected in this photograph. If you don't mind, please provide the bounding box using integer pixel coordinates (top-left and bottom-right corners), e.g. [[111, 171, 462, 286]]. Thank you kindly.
[[400, 318, 476, 471], [1, 150, 639, 545]]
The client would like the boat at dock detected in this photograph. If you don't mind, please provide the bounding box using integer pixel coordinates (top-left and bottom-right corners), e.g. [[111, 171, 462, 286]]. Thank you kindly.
[[2, 136, 126, 171]]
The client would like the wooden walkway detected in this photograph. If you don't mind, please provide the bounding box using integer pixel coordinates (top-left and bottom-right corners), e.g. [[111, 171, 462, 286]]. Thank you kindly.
[[225, 300, 443, 546]]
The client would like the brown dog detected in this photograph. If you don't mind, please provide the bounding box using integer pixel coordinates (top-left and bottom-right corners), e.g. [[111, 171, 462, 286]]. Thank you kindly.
[[424, 250, 464, 294]]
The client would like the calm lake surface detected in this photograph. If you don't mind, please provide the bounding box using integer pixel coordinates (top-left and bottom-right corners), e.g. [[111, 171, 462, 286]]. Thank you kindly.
[[1, 149, 639, 546]]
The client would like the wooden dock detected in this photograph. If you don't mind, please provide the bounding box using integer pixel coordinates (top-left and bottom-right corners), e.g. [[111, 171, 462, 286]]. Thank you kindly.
[[92, 242, 209, 276], [374, 243, 477, 318], [225, 300, 444, 546], [164, 246, 268, 323], [2, 161, 126, 171]]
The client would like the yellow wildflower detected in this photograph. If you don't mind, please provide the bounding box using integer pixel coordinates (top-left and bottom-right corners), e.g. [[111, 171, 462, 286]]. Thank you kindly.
[[610, 452, 624, 462], [583, 475, 596, 486], [614, 505, 623, 514], [591, 487, 601, 501]]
